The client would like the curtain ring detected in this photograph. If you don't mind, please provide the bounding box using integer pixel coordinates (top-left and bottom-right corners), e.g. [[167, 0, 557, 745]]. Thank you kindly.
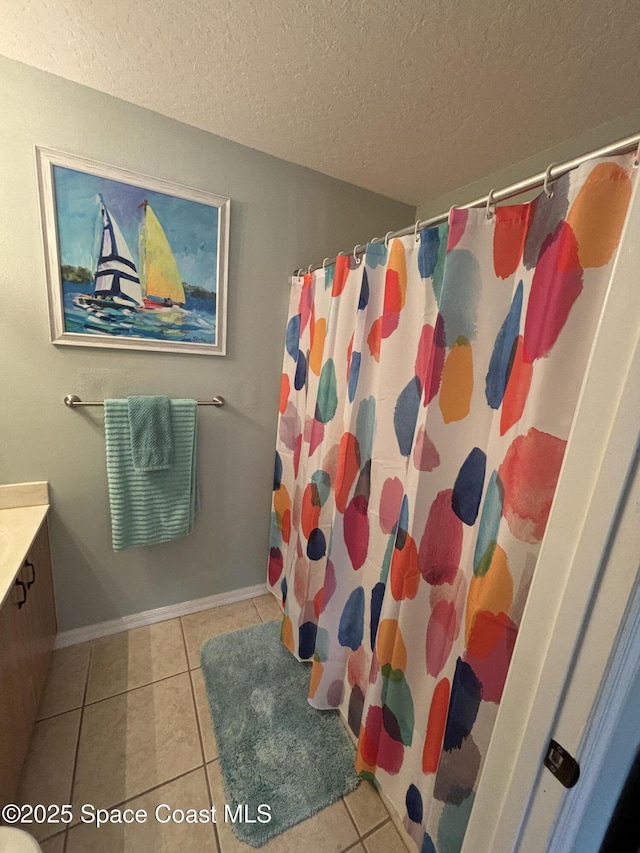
[[370, 237, 380, 244], [353, 244, 364, 265], [485, 189, 496, 220], [543, 163, 556, 198], [413, 220, 421, 243], [307, 263, 314, 273], [322, 257, 331, 270], [384, 231, 394, 248], [448, 205, 456, 223], [633, 141, 640, 168]]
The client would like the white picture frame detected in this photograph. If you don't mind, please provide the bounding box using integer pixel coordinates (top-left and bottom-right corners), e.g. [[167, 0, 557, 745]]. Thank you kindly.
[[36, 147, 230, 356]]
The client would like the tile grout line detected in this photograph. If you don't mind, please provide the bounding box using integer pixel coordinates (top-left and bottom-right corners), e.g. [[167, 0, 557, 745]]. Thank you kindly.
[[180, 617, 208, 769], [35, 644, 92, 724], [359, 814, 393, 838], [180, 615, 221, 853], [62, 766, 209, 835], [182, 596, 277, 668], [45, 830, 67, 851], [358, 816, 392, 848], [81, 667, 192, 708], [253, 599, 266, 623], [342, 842, 365, 853], [341, 794, 364, 845], [62, 640, 94, 853], [36, 703, 85, 724]]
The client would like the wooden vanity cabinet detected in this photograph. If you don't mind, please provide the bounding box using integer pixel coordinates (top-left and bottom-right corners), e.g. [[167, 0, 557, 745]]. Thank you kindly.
[[22, 524, 57, 699], [0, 580, 36, 806], [0, 519, 57, 805]]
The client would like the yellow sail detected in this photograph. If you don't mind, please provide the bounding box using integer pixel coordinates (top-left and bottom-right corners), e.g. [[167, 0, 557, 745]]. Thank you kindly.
[[140, 204, 186, 304]]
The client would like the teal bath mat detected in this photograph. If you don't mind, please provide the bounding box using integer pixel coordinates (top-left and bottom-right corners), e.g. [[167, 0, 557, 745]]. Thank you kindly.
[[200, 619, 359, 846]]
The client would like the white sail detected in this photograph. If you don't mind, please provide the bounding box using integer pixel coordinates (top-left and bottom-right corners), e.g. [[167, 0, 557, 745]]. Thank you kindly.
[[94, 199, 143, 306]]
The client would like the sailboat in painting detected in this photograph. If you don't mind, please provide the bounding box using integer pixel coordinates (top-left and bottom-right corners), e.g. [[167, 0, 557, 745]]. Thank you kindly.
[[66, 193, 217, 341], [73, 195, 193, 333], [75, 196, 143, 310]]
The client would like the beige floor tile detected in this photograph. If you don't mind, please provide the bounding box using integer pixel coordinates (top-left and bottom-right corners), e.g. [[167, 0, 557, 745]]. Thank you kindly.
[[253, 594, 283, 623], [66, 768, 218, 853], [207, 761, 358, 853], [72, 673, 201, 811], [40, 832, 66, 853], [191, 667, 219, 762], [86, 619, 188, 703], [37, 642, 92, 720], [182, 601, 262, 668], [343, 781, 388, 835], [16, 710, 81, 841], [363, 821, 410, 853]]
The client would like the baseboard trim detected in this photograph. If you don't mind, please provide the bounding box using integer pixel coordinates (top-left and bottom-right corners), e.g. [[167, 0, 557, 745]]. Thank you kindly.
[[55, 582, 269, 648]]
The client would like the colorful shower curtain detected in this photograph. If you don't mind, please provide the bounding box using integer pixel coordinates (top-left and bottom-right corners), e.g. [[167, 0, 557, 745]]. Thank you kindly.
[[268, 154, 636, 852]]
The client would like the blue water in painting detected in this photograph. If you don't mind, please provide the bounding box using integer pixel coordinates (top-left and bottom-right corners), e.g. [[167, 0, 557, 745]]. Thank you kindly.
[[63, 281, 216, 345]]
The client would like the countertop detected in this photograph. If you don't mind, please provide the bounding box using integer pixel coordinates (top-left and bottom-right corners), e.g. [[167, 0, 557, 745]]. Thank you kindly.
[[0, 482, 49, 609]]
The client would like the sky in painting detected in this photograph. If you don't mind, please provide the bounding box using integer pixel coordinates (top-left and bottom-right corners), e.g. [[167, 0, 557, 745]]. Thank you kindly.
[[52, 165, 220, 292]]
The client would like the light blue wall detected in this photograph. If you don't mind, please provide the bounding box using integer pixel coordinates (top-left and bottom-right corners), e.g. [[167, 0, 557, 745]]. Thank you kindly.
[[416, 108, 640, 222], [0, 55, 413, 631]]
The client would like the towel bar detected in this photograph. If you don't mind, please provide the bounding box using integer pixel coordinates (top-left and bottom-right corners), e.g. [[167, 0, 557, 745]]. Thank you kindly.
[[64, 394, 225, 408]]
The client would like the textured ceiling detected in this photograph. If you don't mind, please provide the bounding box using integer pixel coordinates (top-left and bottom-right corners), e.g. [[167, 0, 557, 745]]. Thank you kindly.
[[1, 0, 638, 204]]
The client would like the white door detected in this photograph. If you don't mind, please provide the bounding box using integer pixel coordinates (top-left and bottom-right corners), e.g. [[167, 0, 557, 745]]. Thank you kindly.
[[461, 164, 640, 853], [518, 450, 640, 852]]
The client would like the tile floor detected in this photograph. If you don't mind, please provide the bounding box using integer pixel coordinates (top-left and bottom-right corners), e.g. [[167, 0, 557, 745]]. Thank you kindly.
[[14, 595, 413, 853]]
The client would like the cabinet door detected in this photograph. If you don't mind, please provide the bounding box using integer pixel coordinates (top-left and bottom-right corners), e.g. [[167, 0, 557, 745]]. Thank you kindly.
[[0, 580, 37, 805], [23, 521, 57, 700]]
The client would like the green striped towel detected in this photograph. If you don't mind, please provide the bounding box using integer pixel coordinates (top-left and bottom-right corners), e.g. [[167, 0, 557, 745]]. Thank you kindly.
[[104, 398, 199, 551]]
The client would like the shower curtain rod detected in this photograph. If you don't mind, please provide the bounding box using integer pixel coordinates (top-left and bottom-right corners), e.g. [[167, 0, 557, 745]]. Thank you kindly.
[[296, 130, 640, 275]]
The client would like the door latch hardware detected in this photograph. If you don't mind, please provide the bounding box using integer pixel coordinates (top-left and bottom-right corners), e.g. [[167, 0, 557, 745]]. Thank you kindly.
[[15, 579, 28, 609], [544, 739, 580, 788]]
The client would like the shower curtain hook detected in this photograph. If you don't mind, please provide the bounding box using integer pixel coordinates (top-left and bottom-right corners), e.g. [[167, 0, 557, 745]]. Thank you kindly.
[[322, 257, 331, 270], [413, 220, 421, 243], [448, 205, 456, 223], [353, 244, 364, 264], [384, 231, 393, 248], [543, 163, 556, 198], [307, 264, 314, 274], [485, 189, 496, 220], [633, 141, 640, 168]]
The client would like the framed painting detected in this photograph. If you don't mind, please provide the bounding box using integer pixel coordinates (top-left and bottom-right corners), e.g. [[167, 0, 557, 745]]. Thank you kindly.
[[36, 147, 230, 356]]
